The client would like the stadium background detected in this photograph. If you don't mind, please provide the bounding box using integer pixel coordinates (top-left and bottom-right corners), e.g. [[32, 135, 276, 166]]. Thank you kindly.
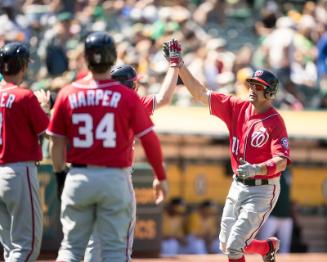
[[0, 0, 327, 260]]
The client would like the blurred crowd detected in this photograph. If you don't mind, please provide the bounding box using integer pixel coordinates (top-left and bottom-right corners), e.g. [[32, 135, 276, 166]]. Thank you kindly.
[[1, 0, 327, 110], [161, 198, 222, 256]]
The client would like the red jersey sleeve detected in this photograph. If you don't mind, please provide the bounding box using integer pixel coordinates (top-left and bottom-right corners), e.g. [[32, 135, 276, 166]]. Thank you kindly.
[[26, 91, 49, 135], [47, 88, 68, 137], [140, 95, 155, 116], [209, 92, 241, 130], [130, 94, 154, 138], [270, 117, 291, 164]]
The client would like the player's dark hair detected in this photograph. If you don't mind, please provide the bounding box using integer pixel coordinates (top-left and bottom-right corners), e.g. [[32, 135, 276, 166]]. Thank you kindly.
[[84, 31, 117, 74], [0, 42, 30, 75]]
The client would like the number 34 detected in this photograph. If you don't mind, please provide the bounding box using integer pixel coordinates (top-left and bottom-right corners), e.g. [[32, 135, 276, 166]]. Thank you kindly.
[[73, 113, 116, 148]]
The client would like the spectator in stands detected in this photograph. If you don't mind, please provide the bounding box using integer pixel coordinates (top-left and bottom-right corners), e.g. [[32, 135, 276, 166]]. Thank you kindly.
[[185, 200, 221, 254], [258, 167, 293, 253], [0, 0, 325, 110], [193, 0, 226, 26], [235, 67, 254, 100], [41, 12, 75, 76], [260, 16, 304, 109], [161, 197, 188, 256], [316, 28, 327, 95], [289, 202, 308, 253]]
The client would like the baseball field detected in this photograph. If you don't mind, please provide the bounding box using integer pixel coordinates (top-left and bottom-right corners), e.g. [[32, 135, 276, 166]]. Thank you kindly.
[[33, 253, 327, 262], [135, 254, 327, 262]]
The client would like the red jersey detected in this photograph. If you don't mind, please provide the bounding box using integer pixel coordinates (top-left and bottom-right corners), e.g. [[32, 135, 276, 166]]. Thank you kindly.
[[0, 83, 49, 163], [140, 95, 155, 115], [209, 92, 290, 179], [46, 76, 154, 167]]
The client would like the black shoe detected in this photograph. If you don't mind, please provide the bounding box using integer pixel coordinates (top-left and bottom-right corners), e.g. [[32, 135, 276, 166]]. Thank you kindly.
[[262, 237, 280, 262]]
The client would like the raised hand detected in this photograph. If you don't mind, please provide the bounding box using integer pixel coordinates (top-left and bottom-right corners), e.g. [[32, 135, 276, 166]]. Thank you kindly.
[[34, 89, 51, 114], [162, 39, 183, 68]]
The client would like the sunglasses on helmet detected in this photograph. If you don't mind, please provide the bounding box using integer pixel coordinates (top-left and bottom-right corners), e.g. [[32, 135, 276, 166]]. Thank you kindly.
[[249, 82, 266, 91]]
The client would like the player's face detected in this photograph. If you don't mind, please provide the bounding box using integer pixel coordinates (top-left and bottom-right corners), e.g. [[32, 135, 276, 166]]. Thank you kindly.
[[248, 83, 267, 103]]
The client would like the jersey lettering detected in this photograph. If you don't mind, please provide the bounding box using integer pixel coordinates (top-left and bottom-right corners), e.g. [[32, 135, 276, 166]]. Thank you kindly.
[[68, 90, 121, 109], [73, 113, 93, 147], [0, 93, 15, 108], [231, 136, 239, 155], [72, 113, 116, 148], [95, 113, 116, 147]]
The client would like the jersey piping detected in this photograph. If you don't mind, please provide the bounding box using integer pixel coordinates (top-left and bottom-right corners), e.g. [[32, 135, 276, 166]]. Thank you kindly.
[[45, 130, 66, 138], [72, 81, 122, 89], [243, 113, 279, 162], [151, 95, 156, 115], [135, 126, 153, 138]]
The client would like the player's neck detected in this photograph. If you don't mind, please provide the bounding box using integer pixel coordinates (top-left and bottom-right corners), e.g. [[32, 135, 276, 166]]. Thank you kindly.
[[91, 71, 112, 81], [2, 76, 23, 86], [252, 101, 272, 114]]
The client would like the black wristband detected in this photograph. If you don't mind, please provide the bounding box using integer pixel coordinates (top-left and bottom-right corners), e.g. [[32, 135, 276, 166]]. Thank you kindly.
[[54, 170, 67, 185], [54, 169, 68, 201]]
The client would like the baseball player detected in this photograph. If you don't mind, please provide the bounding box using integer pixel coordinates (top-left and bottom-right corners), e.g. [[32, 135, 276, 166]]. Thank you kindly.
[[84, 64, 179, 262], [0, 42, 49, 261], [163, 39, 291, 262], [111, 63, 179, 114], [46, 31, 168, 262]]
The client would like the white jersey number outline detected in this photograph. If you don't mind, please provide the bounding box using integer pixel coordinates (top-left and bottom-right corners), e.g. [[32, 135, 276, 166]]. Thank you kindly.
[[72, 113, 116, 148], [231, 136, 239, 155]]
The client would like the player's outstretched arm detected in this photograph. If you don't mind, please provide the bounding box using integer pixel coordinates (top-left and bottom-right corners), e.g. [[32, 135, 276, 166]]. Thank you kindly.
[[179, 63, 210, 105], [49, 136, 67, 172], [163, 39, 209, 105], [139, 130, 168, 204], [155, 66, 179, 109]]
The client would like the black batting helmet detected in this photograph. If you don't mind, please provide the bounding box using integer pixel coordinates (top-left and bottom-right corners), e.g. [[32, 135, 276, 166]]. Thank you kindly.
[[111, 64, 139, 89], [0, 42, 30, 75], [84, 31, 117, 73], [246, 69, 279, 99]]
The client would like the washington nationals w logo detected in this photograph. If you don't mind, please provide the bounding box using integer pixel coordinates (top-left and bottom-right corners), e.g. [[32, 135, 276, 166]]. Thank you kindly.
[[251, 127, 269, 147]]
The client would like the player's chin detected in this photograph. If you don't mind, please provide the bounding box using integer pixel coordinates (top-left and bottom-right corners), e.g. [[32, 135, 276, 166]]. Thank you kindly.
[[248, 95, 256, 103]]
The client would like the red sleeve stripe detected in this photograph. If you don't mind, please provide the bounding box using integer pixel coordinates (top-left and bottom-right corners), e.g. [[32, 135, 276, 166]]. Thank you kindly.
[[135, 126, 154, 138], [45, 130, 66, 138]]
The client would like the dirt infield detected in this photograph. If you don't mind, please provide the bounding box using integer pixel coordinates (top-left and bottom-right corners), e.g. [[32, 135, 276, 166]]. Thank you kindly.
[[133, 253, 327, 262], [31, 253, 327, 262]]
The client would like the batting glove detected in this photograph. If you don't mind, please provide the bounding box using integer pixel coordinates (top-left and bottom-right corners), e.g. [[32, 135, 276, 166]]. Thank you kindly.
[[236, 159, 260, 179], [153, 178, 169, 205], [163, 39, 184, 68], [162, 42, 170, 62]]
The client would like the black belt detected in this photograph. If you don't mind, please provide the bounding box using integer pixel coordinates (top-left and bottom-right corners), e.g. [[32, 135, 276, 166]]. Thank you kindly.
[[71, 163, 87, 168], [235, 176, 269, 186]]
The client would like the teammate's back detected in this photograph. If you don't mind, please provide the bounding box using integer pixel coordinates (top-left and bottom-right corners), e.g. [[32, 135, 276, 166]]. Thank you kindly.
[[47, 31, 168, 262], [0, 41, 48, 262], [48, 75, 153, 167], [0, 84, 49, 163]]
